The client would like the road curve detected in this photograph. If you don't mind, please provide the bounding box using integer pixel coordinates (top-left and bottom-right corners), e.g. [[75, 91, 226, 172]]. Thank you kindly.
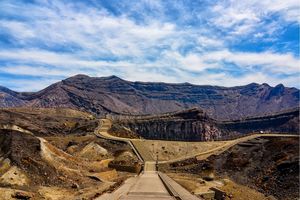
[[94, 119, 299, 164]]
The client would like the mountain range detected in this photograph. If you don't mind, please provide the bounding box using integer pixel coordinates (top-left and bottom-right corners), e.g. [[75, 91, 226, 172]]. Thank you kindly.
[[0, 74, 299, 120]]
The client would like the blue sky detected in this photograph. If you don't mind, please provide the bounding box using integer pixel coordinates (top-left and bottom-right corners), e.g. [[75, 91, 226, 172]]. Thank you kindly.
[[0, 0, 299, 91]]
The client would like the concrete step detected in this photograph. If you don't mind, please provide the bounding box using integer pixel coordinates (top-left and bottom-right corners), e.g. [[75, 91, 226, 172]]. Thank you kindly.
[[144, 161, 156, 171]]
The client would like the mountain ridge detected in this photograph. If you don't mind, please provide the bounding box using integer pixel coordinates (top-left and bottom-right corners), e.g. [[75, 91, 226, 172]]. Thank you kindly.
[[0, 74, 299, 120]]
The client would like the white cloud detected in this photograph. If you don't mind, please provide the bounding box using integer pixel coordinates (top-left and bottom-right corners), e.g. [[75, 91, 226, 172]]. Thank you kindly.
[[0, 49, 136, 69], [0, 1, 178, 59], [197, 36, 224, 48], [201, 50, 300, 74], [0, 20, 35, 39], [209, 0, 299, 37], [0, 65, 78, 77], [0, 0, 298, 91]]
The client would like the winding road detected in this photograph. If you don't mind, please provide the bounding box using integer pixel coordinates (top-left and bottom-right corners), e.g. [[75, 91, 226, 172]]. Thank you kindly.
[[95, 119, 298, 164]]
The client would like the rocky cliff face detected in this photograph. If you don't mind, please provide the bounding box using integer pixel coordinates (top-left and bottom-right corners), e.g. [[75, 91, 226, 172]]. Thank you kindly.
[[111, 108, 299, 141], [0, 75, 299, 120], [111, 109, 225, 141], [219, 108, 299, 134], [125, 120, 223, 141]]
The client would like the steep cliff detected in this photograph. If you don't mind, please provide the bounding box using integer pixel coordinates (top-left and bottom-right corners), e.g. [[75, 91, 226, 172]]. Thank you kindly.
[[110, 109, 225, 141], [219, 108, 299, 134], [110, 108, 299, 141]]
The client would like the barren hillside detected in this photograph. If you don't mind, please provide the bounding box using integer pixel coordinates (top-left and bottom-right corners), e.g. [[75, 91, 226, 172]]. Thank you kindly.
[[0, 75, 299, 120]]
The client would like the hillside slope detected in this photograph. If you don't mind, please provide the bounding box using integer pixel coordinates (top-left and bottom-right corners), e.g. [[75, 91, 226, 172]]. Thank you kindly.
[[0, 108, 97, 136], [0, 75, 299, 120]]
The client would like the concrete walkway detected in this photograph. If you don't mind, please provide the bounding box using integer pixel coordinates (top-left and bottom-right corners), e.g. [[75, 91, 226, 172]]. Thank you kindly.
[[97, 176, 174, 199], [121, 171, 174, 200], [96, 166, 175, 200], [95, 119, 201, 200], [96, 164, 200, 200]]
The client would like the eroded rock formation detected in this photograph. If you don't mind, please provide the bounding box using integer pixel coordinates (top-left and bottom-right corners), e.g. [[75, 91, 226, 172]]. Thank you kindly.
[[112, 109, 225, 141], [110, 108, 299, 141]]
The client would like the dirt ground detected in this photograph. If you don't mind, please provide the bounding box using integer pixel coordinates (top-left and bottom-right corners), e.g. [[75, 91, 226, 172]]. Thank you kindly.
[[220, 179, 276, 200], [131, 140, 228, 161], [45, 135, 138, 162], [161, 137, 299, 200], [167, 173, 274, 200], [0, 130, 139, 200]]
